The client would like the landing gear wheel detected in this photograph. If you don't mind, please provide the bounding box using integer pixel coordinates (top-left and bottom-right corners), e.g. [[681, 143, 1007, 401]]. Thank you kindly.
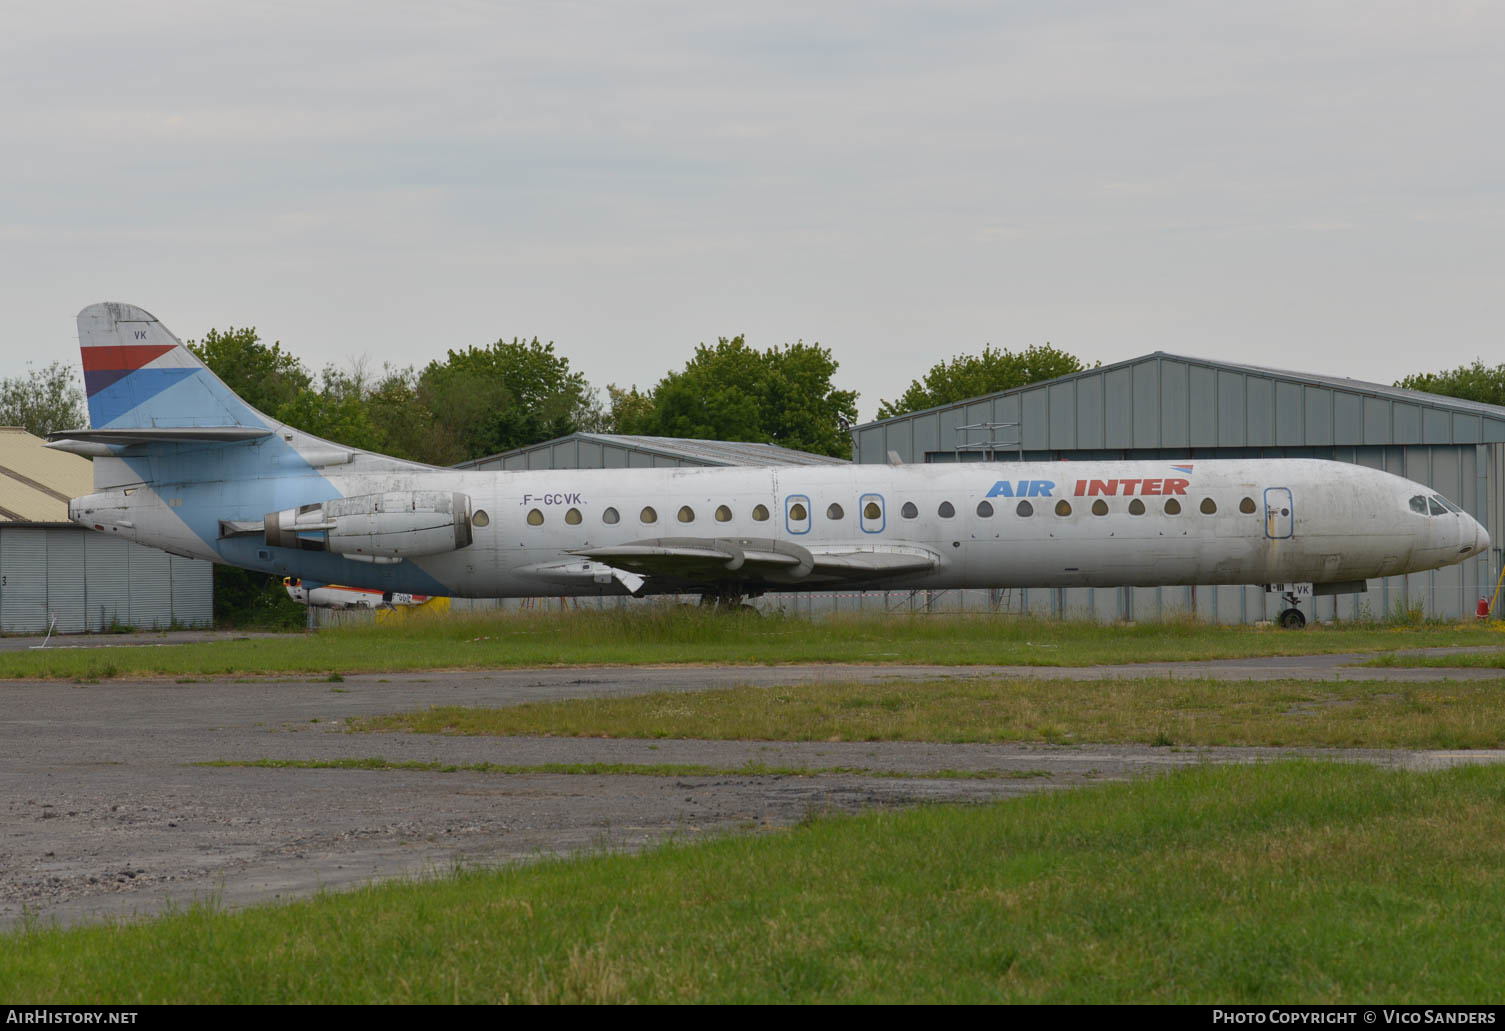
[[1278, 607, 1307, 630]]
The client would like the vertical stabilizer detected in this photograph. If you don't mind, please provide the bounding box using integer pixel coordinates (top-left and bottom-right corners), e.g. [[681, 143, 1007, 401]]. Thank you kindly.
[[77, 302, 267, 431]]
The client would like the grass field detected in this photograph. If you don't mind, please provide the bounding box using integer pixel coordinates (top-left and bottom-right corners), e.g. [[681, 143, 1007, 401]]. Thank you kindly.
[[1366, 650, 1505, 669], [197, 758, 1052, 780], [1, 608, 1500, 679], [5, 762, 1503, 1003], [354, 674, 1505, 749]]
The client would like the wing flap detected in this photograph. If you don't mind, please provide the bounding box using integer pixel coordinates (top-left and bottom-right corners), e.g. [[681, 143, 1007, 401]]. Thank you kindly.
[[569, 537, 937, 586]]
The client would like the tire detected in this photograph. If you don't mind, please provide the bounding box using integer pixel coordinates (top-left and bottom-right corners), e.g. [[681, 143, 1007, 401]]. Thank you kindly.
[[1278, 608, 1307, 630]]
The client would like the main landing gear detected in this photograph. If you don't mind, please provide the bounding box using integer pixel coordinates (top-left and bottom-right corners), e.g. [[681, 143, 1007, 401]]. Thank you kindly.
[[1277, 590, 1307, 630], [698, 586, 761, 613]]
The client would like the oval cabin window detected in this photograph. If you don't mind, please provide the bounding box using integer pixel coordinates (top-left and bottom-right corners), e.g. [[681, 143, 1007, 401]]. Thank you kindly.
[[1200, 498, 1217, 515], [527, 509, 544, 526], [827, 503, 844, 520], [1128, 499, 1145, 516], [1164, 498, 1181, 515], [938, 501, 955, 519], [752, 504, 769, 521], [864, 501, 882, 520], [789, 503, 807, 521], [471, 510, 490, 527], [565, 507, 582, 525], [1091, 499, 1109, 516], [602, 507, 619, 524], [901, 502, 919, 519], [715, 505, 732, 522], [1016, 500, 1034, 517], [678, 506, 695, 523], [1239, 497, 1256, 514], [1055, 500, 1072, 516], [640, 506, 658, 524], [976, 500, 994, 518]]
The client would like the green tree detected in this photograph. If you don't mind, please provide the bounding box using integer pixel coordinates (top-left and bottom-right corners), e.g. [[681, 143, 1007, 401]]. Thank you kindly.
[[187, 328, 313, 417], [0, 361, 85, 436], [876, 343, 1090, 420], [415, 338, 596, 464], [619, 336, 858, 459], [1396, 361, 1505, 407]]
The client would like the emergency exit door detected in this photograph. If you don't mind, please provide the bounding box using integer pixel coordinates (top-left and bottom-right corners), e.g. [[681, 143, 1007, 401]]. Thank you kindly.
[[1264, 487, 1294, 539]]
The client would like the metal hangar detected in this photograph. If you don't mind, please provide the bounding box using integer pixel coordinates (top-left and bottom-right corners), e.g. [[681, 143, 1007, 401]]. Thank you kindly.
[[851, 353, 1503, 623]]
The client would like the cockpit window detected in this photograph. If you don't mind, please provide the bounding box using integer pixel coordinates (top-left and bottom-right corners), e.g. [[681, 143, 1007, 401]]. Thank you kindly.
[[1409, 496, 1428, 515], [1427, 497, 1447, 516], [1433, 494, 1463, 515]]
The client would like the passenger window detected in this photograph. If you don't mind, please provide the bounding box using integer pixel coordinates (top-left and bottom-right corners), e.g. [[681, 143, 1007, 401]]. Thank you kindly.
[[827, 503, 844, 520], [1164, 498, 1181, 515], [1409, 496, 1428, 515], [1128, 499, 1145, 516], [752, 504, 769, 521], [565, 508, 582, 525], [938, 501, 955, 518], [1200, 498, 1217, 515], [1239, 497, 1256, 514], [976, 500, 994, 518], [640, 506, 658, 524], [715, 505, 732, 522], [1091, 499, 1109, 516], [603, 507, 620, 525], [527, 509, 544, 526], [1055, 500, 1072, 516], [901, 502, 919, 519], [678, 506, 695, 523], [789, 502, 808, 521], [864, 501, 882, 520], [1016, 500, 1033, 517], [472, 510, 490, 527]]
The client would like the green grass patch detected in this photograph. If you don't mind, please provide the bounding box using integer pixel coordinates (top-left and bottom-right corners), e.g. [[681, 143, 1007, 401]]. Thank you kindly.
[[6, 762, 1505, 1002], [355, 675, 1505, 749], [2, 608, 1500, 679], [196, 757, 1050, 780], [1365, 649, 1505, 669]]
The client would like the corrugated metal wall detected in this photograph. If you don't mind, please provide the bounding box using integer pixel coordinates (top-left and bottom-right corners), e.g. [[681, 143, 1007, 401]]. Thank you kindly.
[[854, 355, 1505, 622], [0, 527, 213, 633]]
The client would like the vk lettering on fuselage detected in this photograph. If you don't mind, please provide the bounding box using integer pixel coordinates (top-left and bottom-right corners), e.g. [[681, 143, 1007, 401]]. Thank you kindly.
[[520, 493, 584, 506]]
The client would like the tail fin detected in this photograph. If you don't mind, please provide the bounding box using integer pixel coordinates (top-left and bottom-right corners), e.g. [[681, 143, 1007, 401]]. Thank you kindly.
[[77, 302, 267, 431]]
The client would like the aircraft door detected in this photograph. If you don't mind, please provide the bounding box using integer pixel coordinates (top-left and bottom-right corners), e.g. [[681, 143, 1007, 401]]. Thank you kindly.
[[785, 494, 811, 535], [1264, 487, 1294, 539], [860, 493, 885, 534]]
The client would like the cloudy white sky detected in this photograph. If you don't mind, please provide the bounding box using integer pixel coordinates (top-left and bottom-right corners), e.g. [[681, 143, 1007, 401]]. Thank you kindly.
[[2, 1, 1501, 420]]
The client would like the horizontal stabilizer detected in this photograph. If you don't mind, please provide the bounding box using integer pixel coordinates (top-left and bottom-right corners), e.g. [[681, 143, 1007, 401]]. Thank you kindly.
[[49, 426, 273, 446]]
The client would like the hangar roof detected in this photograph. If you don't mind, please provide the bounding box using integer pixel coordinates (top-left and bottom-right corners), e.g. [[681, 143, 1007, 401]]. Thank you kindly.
[[459, 433, 850, 471], [854, 351, 1505, 462], [0, 427, 90, 522]]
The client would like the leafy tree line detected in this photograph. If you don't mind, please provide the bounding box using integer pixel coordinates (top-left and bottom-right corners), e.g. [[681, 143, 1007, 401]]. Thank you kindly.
[[1395, 360, 1505, 407]]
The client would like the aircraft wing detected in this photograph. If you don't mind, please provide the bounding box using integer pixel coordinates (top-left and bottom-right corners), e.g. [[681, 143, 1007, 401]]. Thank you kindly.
[[562, 536, 939, 592]]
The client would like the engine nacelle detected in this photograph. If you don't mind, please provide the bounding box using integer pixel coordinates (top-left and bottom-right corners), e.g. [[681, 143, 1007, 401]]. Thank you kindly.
[[265, 491, 472, 562]]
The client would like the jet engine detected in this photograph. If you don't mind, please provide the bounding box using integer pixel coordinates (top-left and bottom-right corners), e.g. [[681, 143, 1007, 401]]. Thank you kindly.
[[265, 491, 472, 563]]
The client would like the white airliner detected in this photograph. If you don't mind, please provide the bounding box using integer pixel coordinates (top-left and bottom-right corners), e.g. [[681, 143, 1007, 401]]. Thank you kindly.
[[52, 303, 1487, 629]]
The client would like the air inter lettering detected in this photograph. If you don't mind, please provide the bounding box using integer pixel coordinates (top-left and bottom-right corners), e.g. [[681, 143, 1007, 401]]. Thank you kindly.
[[985, 480, 1055, 498], [1071, 479, 1189, 497]]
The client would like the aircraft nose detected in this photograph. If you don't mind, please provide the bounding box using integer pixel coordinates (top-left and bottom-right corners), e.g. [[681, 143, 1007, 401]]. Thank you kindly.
[[1476, 518, 1490, 557]]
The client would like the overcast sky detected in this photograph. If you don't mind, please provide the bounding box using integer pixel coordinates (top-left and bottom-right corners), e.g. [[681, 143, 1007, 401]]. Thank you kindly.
[[3, 1, 1501, 421]]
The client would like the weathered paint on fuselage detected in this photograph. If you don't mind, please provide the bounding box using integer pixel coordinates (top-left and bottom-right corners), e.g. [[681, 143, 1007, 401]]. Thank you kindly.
[[73, 455, 1487, 598]]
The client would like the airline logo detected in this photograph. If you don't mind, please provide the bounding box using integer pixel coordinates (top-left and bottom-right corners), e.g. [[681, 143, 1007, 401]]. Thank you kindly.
[[985, 474, 1193, 499]]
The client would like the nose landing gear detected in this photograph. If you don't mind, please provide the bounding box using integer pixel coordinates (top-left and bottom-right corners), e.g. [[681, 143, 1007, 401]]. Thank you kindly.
[[1277, 590, 1306, 629]]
